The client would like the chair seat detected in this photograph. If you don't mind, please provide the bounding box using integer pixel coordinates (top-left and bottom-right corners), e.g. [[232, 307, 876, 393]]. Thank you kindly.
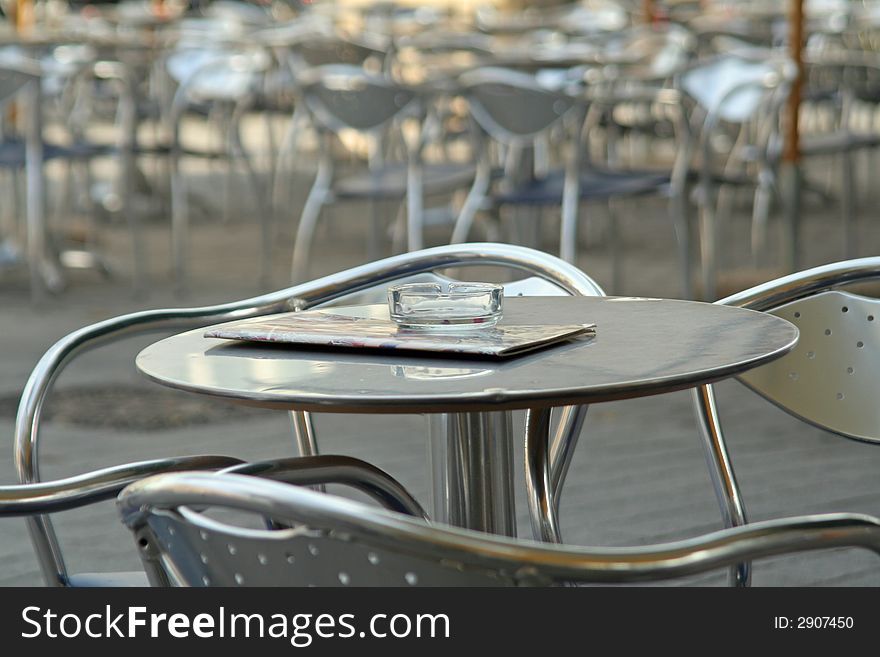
[[493, 168, 669, 205], [0, 140, 113, 167], [800, 131, 880, 156], [761, 131, 880, 164], [334, 162, 476, 200]]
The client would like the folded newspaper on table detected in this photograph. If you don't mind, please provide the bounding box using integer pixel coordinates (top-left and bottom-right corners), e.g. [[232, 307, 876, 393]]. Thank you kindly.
[[204, 311, 595, 358]]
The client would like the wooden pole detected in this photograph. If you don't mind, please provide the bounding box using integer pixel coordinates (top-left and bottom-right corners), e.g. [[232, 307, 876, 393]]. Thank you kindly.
[[642, 0, 655, 24], [783, 0, 804, 164], [782, 0, 804, 273], [15, 0, 33, 32]]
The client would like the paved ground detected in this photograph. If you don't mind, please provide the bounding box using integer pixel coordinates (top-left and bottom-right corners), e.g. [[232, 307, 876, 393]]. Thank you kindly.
[[1, 118, 879, 586]]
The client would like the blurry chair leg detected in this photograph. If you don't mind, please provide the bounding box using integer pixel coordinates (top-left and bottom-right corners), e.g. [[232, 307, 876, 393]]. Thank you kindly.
[[608, 201, 623, 294], [692, 384, 750, 587], [451, 159, 491, 243], [525, 407, 562, 543], [406, 159, 424, 252], [697, 192, 719, 301], [291, 154, 332, 283], [169, 144, 189, 295], [750, 169, 774, 266], [841, 151, 856, 258], [670, 181, 692, 299], [272, 107, 307, 224], [230, 100, 272, 288]]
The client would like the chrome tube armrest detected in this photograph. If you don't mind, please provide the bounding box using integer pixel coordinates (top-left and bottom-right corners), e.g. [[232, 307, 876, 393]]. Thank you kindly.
[[222, 456, 428, 519], [119, 473, 880, 585], [717, 256, 880, 311], [1, 455, 242, 516]]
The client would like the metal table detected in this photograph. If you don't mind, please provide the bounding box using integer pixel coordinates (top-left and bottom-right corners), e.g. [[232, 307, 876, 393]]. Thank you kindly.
[[136, 296, 798, 538]]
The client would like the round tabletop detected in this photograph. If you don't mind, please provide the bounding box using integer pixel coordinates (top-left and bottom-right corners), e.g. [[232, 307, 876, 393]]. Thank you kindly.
[[136, 296, 798, 414]]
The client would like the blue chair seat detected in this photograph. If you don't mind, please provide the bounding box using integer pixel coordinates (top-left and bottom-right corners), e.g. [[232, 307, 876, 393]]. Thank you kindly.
[[492, 168, 669, 205], [0, 140, 114, 168]]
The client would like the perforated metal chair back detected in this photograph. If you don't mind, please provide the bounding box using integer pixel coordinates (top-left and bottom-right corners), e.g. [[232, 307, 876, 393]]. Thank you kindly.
[[458, 67, 579, 143], [119, 472, 880, 587], [297, 65, 417, 134], [737, 290, 880, 443]]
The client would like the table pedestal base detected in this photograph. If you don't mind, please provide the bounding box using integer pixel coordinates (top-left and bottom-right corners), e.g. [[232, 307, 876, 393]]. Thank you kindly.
[[428, 412, 517, 537]]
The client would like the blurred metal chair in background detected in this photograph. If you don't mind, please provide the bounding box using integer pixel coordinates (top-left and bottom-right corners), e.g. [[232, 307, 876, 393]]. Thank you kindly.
[[120, 471, 880, 586], [693, 257, 880, 587], [160, 21, 274, 292], [0, 59, 52, 300], [283, 65, 475, 281], [680, 52, 795, 300], [453, 66, 688, 295]]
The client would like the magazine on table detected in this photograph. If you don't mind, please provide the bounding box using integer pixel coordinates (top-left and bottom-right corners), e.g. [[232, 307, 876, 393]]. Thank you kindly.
[[204, 310, 595, 359]]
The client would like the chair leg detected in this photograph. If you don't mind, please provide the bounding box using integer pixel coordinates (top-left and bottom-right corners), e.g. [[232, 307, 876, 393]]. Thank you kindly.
[[549, 404, 588, 515], [169, 144, 188, 295], [751, 169, 774, 265], [608, 201, 623, 294], [841, 151, 856, 259], [692, 384, 751, 587], [272, 107, 307, 225], [451, 162, 490, 243], [524, 407, 562, 543], [291, 160, 332, 283], [230, 102, 273, 288]]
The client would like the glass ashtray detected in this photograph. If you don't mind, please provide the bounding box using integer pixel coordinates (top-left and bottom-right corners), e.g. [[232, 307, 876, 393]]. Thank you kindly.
[[388, 282, 503, 330]]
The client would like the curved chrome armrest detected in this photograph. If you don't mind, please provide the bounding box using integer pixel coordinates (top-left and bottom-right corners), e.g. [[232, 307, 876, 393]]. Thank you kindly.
[[222, 456, 427, 519], [119, 473, 880, 585], [718, 256, 880, 311]]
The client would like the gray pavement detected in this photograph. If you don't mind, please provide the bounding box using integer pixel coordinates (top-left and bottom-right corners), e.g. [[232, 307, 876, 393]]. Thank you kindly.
[[1, 134, 879, 586]]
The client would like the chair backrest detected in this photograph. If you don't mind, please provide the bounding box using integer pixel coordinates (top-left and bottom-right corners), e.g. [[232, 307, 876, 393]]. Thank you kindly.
[[118, 471, 880, 587], [458, 67, 581, 144], [296, 64, 417, 135], [717, 257, 880, 444], [680, 54, 791, 124], [737, 289, 880, 443]]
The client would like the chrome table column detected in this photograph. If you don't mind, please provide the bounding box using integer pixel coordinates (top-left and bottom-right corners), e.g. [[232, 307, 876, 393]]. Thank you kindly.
[[428, 412, 516, 537]]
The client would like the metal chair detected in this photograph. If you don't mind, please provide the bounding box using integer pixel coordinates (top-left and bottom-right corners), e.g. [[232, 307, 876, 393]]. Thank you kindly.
[[0, 454, 243, 586], [282, 64, 476, 281], [452, 66, 688, 296], [160, 26, 274, 292], [119, 471, 880, 586], [15, 242, 602, 584], [680, 52, 795, 300], [693, 257, 880, 587], [1, 58, 53, 301]]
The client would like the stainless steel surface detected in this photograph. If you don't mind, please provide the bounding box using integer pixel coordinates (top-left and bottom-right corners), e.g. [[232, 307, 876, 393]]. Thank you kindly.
[[691, 384, 749, 587], [0, 455, 242, 587], [15, 243, 603, 584], [693, 257, 880, 587], [136, 296, 798, 413], [739, 290, 880, 443], [119, 472, 880, 586], [524, 407, 561, 543], [220, 455, 427, 519], [427, 412, 515, 536]]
